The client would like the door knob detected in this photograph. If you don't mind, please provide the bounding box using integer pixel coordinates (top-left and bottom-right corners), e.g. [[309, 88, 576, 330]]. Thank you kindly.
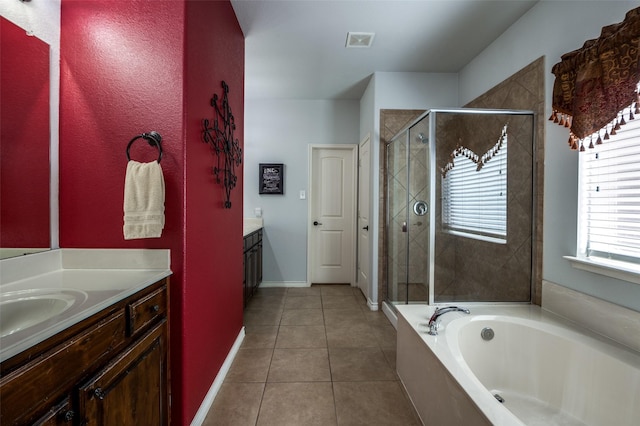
[[313, 221, 323, 226], [363, 226, 369, 231]]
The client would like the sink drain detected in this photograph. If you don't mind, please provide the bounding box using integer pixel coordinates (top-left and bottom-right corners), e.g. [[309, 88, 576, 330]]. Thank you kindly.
[[493, 393, 505, 403]]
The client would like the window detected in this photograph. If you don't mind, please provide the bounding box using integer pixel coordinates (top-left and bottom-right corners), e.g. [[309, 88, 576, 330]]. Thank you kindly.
[[551, 8, 640, 282], [578, 102, 640, 268], [442, 125, 507, 244]]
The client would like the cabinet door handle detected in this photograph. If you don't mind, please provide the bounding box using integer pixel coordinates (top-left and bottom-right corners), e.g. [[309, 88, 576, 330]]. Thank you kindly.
[[363, 226, 369, 231], [151, 304, 160, 312], [62, 410, 75, 422], [94, 387, 106, 400], [313, 221, 322, 226]]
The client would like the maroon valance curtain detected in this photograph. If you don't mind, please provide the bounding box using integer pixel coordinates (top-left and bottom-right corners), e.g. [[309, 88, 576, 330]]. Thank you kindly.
[[550, 6, 640, 151]]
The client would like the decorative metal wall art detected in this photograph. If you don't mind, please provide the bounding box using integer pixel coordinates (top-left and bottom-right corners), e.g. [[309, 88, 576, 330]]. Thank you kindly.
[[202, 81, 242, 208]]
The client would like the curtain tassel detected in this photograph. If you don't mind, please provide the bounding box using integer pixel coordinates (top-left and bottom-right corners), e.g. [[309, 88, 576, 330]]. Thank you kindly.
[[596, 133, 603, 145], [548, 110, 557, 121], [569, 135, 579, 150]]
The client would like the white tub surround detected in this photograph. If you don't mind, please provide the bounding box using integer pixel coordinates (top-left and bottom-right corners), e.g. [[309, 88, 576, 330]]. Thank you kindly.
[[243, 218, 263, 237], [396, 304, 640, 426], [0, 249, 171, 362], [542, 279, 640, 353]]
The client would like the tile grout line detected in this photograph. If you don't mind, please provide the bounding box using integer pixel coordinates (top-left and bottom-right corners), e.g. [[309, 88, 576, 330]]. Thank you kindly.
[[253, 290, 285, 426], [214, 286, 416, 426]]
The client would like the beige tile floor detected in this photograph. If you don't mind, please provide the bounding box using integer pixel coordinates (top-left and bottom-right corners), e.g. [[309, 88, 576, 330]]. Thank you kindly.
[[202, 285, 422, 426]]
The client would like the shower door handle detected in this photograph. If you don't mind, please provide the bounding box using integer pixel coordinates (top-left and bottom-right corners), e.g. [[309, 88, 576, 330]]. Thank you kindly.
[[413, 201, 428, 216], [402, 222, 408, 233]]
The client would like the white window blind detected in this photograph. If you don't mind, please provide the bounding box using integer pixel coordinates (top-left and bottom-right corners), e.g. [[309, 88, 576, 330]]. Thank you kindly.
[[578, 106, 640, 265], [442, 133, 507, 244]]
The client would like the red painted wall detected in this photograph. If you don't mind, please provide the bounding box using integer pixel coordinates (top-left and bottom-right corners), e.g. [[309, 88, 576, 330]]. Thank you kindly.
[[1, 17, 50, 248], [59, 1, 244, 424], [184, 1, 244, 421]]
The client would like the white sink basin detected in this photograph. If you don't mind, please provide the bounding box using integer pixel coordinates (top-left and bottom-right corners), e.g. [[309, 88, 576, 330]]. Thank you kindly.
[[0, 289, 88, 338]]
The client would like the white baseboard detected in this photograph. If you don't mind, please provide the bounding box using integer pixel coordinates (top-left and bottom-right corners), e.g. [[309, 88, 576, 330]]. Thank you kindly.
[[190, 326, 245, 426], [366, 297, 379, 311], [260, 281, 309, 288]]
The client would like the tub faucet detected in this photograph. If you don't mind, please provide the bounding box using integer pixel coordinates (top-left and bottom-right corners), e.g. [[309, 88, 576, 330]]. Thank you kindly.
[[427, 306, 470, 336]]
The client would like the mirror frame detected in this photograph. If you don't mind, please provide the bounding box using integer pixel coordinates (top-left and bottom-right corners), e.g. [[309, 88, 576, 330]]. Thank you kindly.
[[0, 2, 61, 259]]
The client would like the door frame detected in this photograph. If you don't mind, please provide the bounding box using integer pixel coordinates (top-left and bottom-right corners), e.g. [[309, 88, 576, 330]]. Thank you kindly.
[[307, 144, 358, 286], [357, 133, 371, 299]]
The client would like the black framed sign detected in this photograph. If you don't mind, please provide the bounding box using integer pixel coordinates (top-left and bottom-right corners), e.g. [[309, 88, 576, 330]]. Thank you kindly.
[[259, 163, 284, 194]]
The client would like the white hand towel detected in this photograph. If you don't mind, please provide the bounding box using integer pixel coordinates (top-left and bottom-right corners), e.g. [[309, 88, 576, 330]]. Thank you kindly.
[[123, 160, 165, 240]]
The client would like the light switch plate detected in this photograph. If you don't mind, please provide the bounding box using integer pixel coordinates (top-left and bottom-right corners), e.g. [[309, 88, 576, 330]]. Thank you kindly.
[[299, 190, 306, 200], [254, 207, 262, 218]]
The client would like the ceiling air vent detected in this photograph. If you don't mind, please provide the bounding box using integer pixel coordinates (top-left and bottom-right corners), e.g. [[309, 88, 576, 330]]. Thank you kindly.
[[345, 32, 375, 48]]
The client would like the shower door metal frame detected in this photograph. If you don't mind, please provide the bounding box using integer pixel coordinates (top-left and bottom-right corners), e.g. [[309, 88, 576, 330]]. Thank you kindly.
[[385, 128, 412, 304], [385, 107, 537, 307]]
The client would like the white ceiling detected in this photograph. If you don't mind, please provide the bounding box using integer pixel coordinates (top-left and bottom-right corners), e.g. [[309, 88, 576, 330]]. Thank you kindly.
[[231, 0, 540, 100]]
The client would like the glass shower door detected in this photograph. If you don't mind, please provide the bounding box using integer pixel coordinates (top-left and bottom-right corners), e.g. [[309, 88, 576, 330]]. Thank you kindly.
[[386, 115, 431, 305], [406, 120, 430, 303], [386, 130, 409, 305]]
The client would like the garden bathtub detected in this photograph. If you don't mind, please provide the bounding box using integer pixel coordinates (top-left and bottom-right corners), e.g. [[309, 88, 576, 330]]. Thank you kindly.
[[396, 305, 640, 426]]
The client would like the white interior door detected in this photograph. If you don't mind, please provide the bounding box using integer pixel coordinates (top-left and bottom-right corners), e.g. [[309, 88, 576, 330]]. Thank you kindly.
[[357, 135, 371, 298], [309, 145, 357, 285]]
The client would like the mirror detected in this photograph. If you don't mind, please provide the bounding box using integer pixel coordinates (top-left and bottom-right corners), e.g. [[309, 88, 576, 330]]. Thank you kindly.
[[0, 16, 51, 259]]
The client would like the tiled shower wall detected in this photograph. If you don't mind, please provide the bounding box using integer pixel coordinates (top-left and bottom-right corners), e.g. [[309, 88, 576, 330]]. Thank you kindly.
[[433, 112, 534, 302], [379, 56, 545, 306]]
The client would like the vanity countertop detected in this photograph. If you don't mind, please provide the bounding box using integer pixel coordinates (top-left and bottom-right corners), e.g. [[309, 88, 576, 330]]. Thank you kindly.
[[0, 249, 171, 363], [243, 218, 263, 237]]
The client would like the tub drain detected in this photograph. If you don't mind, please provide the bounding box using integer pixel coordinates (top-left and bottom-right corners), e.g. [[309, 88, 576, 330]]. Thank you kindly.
[[481, 327, 495, 341], [493, 393, 505, 403]]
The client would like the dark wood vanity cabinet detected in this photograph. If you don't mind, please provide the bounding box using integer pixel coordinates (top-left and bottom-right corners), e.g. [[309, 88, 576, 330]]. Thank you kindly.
[[243, 229, 263, 307], [0, 278, 170, 426], [32, 398, 75, 425], [78, 322, 167, 424]]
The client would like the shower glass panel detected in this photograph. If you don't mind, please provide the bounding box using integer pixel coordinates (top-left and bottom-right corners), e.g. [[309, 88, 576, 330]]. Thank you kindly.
[[386, 108, 534, 306], [386, 128, 410, 304], [386, 117, 431, 305]]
